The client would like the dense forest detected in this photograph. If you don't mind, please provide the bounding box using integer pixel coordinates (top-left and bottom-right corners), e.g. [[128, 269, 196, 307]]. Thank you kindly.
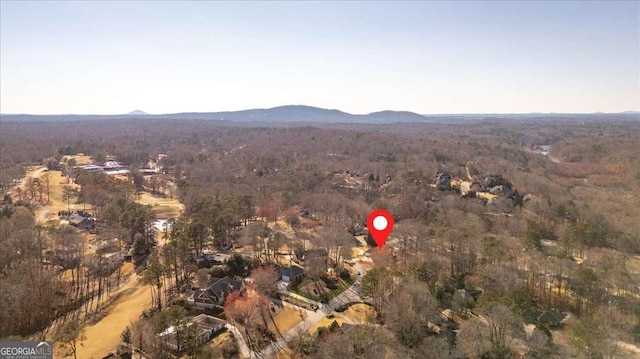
[[1, 117, 639, 358]]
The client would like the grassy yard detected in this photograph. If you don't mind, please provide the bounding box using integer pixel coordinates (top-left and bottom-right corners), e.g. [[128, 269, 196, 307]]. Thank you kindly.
[[136, 191, 184, 219], [343, 303, 376, 323], [63, 154, 93, 165], [308, 304, 376, 334], [280, 294, 313, 309], [63, 278, 152, 359], [267, 306, 305, 336], [289, 276, 353, 302]]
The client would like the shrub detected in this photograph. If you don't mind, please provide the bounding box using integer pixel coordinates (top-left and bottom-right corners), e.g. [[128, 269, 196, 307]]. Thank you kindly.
[[335, 301, 364, 312], [329, 320, 340, 332], [316, 326, 328, 338], [209, 266, 228, 278], [321, 276, 338, 290], [338, 268, 352, 281], [141, 308, 158, 318], [172, 297, 193, 310]]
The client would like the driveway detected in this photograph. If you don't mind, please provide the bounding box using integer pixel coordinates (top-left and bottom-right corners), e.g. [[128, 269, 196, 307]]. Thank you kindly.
[[326, 261, 368, 311]]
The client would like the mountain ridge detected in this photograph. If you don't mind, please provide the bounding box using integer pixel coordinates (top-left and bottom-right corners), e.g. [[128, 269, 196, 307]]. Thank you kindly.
[[1, 105, 639, 123], [127, 110, 149, 115]]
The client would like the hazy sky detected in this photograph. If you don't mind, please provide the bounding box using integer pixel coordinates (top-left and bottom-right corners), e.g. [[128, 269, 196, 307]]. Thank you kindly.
[[1, 1, 638, 114]]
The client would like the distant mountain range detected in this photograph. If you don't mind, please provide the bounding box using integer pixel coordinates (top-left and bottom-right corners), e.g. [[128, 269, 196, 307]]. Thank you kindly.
[[127, 110, 150, 115], [1, 105, 638, 123]]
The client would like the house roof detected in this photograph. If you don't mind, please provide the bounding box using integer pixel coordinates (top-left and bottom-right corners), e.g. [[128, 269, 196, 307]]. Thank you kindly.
[[537, 310, 563, 325], [192, 314, 226, 330], [199, 276, 243, 302], [158, 314, 227, 346], [68, 213, 88, 225]]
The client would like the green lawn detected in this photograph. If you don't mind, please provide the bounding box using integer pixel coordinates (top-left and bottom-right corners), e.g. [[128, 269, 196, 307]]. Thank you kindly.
[[280, 294, 313, 309], [290, 277, 353, 302]]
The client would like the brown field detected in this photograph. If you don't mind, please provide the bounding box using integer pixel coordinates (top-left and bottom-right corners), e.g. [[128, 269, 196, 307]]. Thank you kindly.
[[53, 277, 152, 359], [120, 262, 135, 277], [63, 154, 93, 165], [342, 303, 376, 323], [267, 306, 306, 336], [308, 304, 375, 334], [136, 191, 184, 219]]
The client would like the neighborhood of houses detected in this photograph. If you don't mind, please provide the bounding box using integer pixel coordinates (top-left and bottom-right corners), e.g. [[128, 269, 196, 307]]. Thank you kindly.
[[434, 169, 523, 205], [5, 150, 609, 359], [46, 153, 552, 359], [72, 159, 529, 357], [74, 154, 167, 176]]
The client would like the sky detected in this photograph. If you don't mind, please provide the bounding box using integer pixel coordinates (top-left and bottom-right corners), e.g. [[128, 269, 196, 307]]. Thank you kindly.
[[1, 1, 639, 115]]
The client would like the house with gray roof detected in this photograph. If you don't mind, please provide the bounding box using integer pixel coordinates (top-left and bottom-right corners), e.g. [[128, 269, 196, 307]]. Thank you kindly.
[[189, 276, 244, 309]]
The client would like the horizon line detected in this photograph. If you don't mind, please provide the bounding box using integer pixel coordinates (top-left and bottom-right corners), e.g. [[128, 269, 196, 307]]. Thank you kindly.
[[1, 104, 639, 117]]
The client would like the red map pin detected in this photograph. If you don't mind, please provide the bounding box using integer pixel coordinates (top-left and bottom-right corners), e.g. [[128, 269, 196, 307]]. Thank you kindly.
[[367, 209, 394, 248]]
